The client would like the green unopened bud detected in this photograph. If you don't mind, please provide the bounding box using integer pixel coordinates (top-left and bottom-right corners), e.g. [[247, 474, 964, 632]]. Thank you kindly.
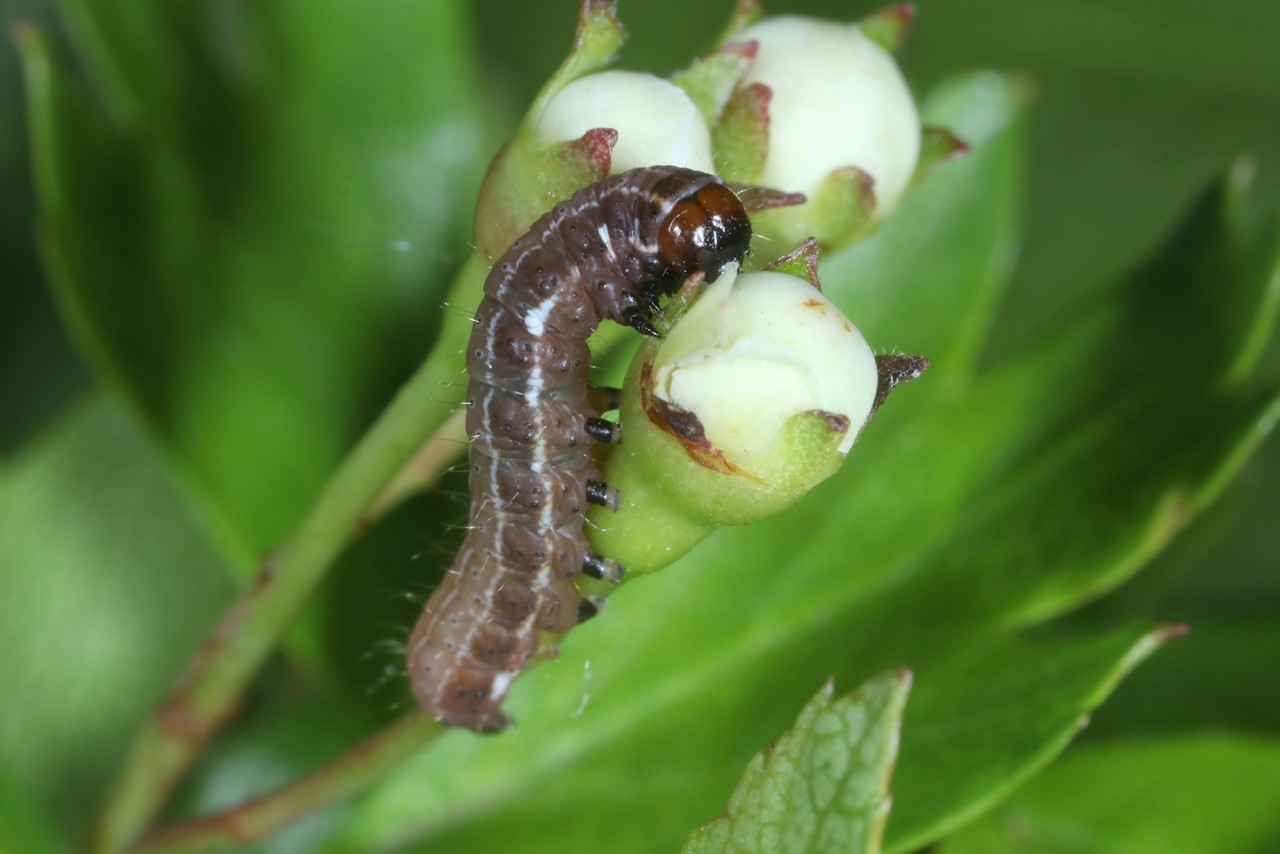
[[587, 266, 887, 575]]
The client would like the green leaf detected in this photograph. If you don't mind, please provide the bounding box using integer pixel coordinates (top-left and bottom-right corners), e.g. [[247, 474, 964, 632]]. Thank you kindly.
[[20, 2, 486, 570], [824, 71, 1027, 382], [0, 394, 232, 845], [1061, 432, 1280, 740], [886, 625, 1178, 851], [0, 763, 63, 854], [683, 671, 911, 854], [940, 734, 1280, 853]]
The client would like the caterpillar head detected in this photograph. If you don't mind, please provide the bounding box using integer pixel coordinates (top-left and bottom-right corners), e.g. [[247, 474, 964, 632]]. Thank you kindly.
[[657, 180, 752, 287]]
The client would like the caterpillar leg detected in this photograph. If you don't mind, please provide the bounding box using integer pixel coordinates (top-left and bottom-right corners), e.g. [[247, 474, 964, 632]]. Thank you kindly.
[[585, 417, 620, 444], [620, 305, 661, 338], [640, 288, 662, 315], [583, 552, 625, 584], [576, 594, 609, 623], [584, 479, 621, 512], [475, 711, 514, 734]]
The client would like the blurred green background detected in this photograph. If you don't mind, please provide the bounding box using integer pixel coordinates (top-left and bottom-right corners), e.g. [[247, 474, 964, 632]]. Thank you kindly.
[[2, 0, 1277, 851]]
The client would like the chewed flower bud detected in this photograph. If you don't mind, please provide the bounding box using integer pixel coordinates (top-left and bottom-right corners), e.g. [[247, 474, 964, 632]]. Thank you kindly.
[[533, 70, 715, 174], [586, 265, 905, 578], [736, 15, 921, 247], [654, 269, 877, 461]]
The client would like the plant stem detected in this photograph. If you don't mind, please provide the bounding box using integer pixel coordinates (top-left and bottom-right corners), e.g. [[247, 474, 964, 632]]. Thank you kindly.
[[365, 407, 468, 523], [135, 713, 443, 853], [90, 255, 486, 854]]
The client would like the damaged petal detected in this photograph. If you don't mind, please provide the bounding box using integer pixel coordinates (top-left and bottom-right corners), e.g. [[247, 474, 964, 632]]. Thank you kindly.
[[652, 269, 878, 460]]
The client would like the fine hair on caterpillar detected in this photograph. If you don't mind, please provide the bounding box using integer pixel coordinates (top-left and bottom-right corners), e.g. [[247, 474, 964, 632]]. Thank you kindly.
[[407, 166, 751, 732]]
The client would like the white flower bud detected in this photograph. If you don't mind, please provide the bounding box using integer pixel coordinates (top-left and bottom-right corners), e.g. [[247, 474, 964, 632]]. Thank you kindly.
[[533, 70, 715, 174], [584, 265, 887, 575], [653, 267, 878, 463], [739, 16, 921, 218]]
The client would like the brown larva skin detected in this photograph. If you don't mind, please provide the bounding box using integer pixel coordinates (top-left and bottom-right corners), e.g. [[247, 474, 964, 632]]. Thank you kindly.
[[407, 166, 751, 732]]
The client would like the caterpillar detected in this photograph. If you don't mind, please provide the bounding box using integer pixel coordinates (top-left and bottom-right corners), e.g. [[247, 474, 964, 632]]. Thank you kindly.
[[407, 166, 752, 732]]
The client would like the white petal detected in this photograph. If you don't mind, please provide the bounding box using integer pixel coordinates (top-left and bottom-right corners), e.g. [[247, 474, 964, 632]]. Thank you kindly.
[[533, 70, 715, 174], [741, 16, 920, 217]]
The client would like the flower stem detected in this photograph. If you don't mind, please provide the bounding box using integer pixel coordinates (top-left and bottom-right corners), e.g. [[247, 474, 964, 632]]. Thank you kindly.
[[135, 714, 443, 853], [90, 254, 486, 854]]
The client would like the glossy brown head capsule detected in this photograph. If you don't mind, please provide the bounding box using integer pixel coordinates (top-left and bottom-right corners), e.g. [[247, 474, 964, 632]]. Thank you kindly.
[[658, 182, 752, 283]]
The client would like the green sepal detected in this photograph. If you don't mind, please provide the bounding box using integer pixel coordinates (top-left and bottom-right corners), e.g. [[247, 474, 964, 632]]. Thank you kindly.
[[712, 82, 772, 186], [775, 409, 849, 484], [473, 127, 617, 263], [672, 40, 758, 129], [714, 0, 765, 45], [753, 165, 878, 252], [910, 125, 971, 189], [858, 4, 917, 54], [528, 0, 626, 119], [651, 272, 710, 336], [763, 238, 822, 288]]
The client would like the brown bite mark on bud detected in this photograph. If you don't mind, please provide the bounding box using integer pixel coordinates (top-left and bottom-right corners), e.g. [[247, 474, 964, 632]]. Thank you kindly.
[[637, 363, 759, 480]]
